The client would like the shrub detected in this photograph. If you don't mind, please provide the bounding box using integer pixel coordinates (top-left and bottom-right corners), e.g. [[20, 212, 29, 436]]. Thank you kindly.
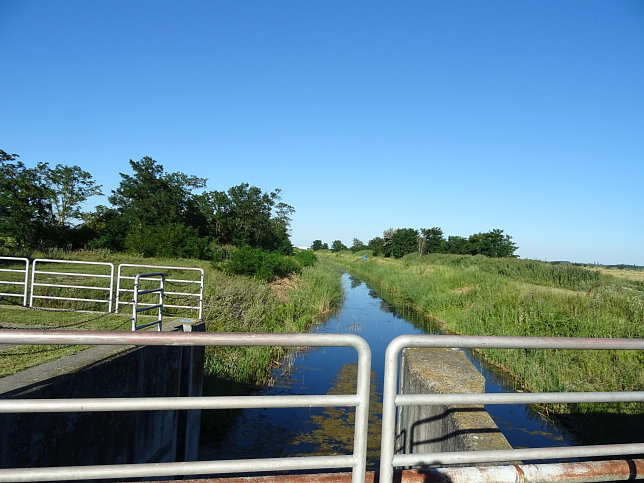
[[222, 246, 302, 282], [293, 249, 317, 267]]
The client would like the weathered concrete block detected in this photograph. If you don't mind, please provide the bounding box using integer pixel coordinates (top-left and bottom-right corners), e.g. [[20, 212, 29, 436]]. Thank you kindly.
[[397, 347, 512, 457]]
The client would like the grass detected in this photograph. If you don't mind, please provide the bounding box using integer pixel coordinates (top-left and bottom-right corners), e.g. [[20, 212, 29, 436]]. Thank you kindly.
[[1, 248, 344, 386], [319, 250, 644, 437]]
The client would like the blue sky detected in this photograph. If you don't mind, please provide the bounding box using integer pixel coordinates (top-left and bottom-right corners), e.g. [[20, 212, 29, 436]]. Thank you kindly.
[[1, 1, 643, 265]]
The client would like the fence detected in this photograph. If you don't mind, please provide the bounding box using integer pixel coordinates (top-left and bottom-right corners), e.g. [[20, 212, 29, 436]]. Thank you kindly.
[[29, 259, 114, 312], [116, 264, 204, 319], [379, 334, 644, 482], [0, 257, 29, 306], [131, 272, 165, 331], [0, 330, 643, 481], [0, 329, 372, 483], [0, 258, 204, 320]]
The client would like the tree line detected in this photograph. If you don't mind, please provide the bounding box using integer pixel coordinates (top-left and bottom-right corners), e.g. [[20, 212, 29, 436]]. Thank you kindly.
[[0, 149, 293, 259], [311, 226, 518, 259]]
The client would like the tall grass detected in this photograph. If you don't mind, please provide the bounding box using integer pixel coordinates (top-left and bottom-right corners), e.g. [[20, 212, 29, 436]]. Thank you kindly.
[[321, 251, 644, 424]]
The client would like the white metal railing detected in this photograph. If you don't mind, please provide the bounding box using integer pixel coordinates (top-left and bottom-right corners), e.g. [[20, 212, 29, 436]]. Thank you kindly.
[[131, 272, 165, 331], [0, 330, 371, 483], [379, 334, 644, 482], [29, 259, 114, 312], [0, 256, 29, 306], [116, 264, 204, 319]]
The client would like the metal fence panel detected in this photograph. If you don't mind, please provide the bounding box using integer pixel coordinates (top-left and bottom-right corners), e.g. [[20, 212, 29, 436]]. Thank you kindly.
[[29, 259, 114, 312], [116, 264, 204, 319], [379, 334, 644, 483], [0, 256, 29, 306], [0, 330, 371, 483]]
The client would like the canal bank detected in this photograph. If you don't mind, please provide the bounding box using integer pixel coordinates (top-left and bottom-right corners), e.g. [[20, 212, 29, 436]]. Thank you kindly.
[[200, 272, 576, 468]]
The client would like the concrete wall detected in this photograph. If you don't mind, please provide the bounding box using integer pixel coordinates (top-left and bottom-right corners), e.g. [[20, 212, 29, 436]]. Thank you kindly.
[[0, 319, 204, 469], [397, 347, 512, 456]]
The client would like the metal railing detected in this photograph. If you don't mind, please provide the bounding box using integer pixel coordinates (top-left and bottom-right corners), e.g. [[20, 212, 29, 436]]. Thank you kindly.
[[116, 264, 204, 319], [0, 329, 371, 483], [379, 334, 644, 482], [0, 256, 29, 306], [131, 272, 165, 331], [29, 259, 114, 312]]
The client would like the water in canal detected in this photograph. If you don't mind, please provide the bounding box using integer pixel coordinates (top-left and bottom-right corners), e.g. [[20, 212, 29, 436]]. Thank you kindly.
[[200, 273, 577, 467]]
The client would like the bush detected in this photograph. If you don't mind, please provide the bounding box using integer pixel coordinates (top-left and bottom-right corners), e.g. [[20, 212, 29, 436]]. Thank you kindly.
[[293, 249, 317, 267], [222, 246, 302, 282]]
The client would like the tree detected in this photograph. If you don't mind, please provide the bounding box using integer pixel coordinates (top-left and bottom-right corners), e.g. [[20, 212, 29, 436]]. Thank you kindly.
[[109, 156, 206, 228], [350, 238, 367, 252], [311, 240, 327, 251], [43, 164, 103, 226], [331, 240, 348, 252], [419, 227, 445, 255], [468, 229, 518, 258], [389, 228, 418, 258], [100, 156, 207, 256], [0, 150, 51, 251], [200, 183, 293, 253], [444, 235, 471, 255], [367, 236, 384, 256]]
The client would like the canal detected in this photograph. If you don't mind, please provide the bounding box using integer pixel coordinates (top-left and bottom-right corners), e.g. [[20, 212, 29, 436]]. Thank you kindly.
[[200, 272, 577, 468]]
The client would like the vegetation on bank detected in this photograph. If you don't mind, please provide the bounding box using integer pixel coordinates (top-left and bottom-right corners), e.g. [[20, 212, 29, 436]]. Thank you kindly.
[[319, 250, 643, 430], [0, 249, 344, 384]]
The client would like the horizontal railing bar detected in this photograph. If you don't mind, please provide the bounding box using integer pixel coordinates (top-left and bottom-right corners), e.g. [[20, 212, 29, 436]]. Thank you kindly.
[[0, 269, 27, 273], [31, 295, 109, 303], [133, 319, 161, 330], [0, 394, 361, 413], [32, 270, 112, 278], [0, 330, 368, 350], [391, 334, 644, 351], [135, 288, 163, 296], [0, 281, 27, 285], [396, 391, 644, 406], [0, 292, 24, 297], [0, 455, 357, 482], [32, 283, 110, 291], [393, 443, 644, 467], [119, 277, 200, 284]]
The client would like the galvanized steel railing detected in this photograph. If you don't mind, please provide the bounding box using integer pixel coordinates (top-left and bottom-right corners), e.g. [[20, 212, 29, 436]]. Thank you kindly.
[[29, 259, 114, 312], [379, 334, 644, 483], [0, 256, 29, 306], [131, 272, 165, 331], [116, 263, 204, 319], [0, 330, 371, 483]]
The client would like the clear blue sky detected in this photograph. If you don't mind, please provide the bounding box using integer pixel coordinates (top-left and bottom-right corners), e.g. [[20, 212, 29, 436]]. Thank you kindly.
[[1, 1, 643, 265]]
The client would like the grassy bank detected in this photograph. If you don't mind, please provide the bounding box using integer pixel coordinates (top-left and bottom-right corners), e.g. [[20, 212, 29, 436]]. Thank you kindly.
[[319, 250, 643, 437], [0, 249, 344, 383]]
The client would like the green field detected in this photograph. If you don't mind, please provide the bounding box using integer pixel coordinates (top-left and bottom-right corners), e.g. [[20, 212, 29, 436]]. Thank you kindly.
[[319, 250, 644, 436]]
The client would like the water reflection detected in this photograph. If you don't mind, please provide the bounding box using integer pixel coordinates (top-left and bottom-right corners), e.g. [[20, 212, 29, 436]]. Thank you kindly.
[[200, 272, 575, 466]]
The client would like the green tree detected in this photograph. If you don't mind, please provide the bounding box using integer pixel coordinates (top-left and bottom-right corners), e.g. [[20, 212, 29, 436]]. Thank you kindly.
[[311, 240, 326, 251], [367, 236, 384, 256], [198, 183, 293, 253], [0, 150, 51, 252], [100, 156, 207, 256], [389, 228, 418, 258], [468, 229, 518, 258], [44, 164, 103, 226], [109, 156, 206, 228], [331, 240, 348, 252], [419, 227, 445, 255], [444, 235, 471, 255], [350, 238, 367, 252]]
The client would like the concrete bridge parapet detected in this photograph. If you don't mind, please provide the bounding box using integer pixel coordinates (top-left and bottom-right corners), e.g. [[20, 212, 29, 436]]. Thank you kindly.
[[397, 347, 513, 457]]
